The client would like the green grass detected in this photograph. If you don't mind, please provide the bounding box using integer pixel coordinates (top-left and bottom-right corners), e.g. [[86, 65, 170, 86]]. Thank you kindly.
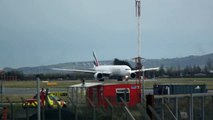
[[146, 77, 213, 89], [2, 78, 213, 89], [0, 94, 32, 103], [1, 80, 80, 88]]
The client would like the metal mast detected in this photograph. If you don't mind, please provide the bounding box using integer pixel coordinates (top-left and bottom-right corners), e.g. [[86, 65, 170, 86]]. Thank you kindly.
[[134, 0, 142, 80], [135, 0, 144, 102], [136, 0, 141, 58]]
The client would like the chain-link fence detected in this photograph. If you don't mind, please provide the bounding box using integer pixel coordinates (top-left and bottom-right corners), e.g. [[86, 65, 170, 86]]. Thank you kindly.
[[0, 97, 149, 120], [2, 89, 213, 120], [153, 93, 213, 120]]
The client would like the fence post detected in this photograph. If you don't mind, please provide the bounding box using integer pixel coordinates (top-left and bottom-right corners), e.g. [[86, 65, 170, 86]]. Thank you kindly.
[[75, 105, 78, 120], [124, 106, 135, 120], [104, 97, 113, 120], [6, 97, 14, 120], [2, 107, 8, 120], [147, 105, 161, 120], [87, 97, 96, 120], [189, 94, 194, 120], [175, 97, 178, 120], [53, 97, 61, 120], [161, 97, 164, 120], [20, 97, 29, 120], [164, 102, 177, 120], [120, 97, 135, 120], [212, 96, 213, 120], [69, 98, 78, 120], [146, 95, 154, 120], [201, 96, 205, 120]]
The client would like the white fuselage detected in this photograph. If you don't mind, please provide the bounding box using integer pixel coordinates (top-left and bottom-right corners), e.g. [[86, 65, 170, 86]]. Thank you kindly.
[[94, 65, 131, 77]]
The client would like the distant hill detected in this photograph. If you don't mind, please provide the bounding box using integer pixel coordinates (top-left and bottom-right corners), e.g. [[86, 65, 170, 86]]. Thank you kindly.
[[4, 53, 213, 74], [144, 53, 213, 68]]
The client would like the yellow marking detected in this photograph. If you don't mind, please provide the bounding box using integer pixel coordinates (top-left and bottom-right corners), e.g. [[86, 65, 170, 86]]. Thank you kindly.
[[47, 82, 57, 86], [51, 92, 68, 97]]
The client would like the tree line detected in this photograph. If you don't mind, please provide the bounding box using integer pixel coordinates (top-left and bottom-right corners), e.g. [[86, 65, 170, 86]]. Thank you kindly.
[[114, 58, 213, 78], [157, 58, 213, 78]]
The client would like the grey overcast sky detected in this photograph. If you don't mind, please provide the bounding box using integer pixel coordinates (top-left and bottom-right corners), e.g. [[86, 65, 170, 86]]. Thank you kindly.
[[0, 0, 213, 68]]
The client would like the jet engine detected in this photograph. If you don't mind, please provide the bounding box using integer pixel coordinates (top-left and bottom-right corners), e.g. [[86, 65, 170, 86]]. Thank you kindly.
[[130, 72, 136, 79], [94, 72, 103, 80]]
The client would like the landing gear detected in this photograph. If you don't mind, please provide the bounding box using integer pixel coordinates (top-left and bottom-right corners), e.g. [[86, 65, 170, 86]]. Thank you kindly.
[[98, 79, 104, 81], [117, 77, 123, 81]]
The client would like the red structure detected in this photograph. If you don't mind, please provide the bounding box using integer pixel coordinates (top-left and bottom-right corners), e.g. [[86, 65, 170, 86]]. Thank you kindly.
[[2, 107, 8, 120], [86, 83, 141, 107]]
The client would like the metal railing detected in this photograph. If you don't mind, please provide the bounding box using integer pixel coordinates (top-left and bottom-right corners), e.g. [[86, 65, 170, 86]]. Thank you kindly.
[[153, 93, 213, 120]]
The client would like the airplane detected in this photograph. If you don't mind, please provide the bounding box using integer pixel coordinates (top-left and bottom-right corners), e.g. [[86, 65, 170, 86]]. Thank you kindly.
[[52, 52, 159, 81]]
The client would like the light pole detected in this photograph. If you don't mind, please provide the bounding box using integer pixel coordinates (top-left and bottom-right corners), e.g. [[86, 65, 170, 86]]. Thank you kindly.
[[0, 70, 4, 107], [36, 77, 41, 120]]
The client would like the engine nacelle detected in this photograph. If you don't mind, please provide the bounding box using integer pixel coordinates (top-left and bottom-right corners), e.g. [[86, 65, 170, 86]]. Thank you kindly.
[[130, 72, 136, 79], [94, 72, 103, 80]]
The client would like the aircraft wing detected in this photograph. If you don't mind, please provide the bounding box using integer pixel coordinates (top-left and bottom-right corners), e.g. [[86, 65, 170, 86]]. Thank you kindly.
[[52, 68, 112, 75], [52, 68, 96, 74], [142, 67, 160, 71], [132, 67, 160, 72]]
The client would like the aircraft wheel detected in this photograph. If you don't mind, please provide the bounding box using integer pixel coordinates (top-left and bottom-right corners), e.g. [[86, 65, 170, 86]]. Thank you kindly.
[[99, 79, 104, 81]]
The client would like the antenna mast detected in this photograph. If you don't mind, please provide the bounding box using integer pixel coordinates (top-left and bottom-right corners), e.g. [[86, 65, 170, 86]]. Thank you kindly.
[[136, 0, 141, 58], [134, 0, 142, 77], [135, 0, 144, 102]]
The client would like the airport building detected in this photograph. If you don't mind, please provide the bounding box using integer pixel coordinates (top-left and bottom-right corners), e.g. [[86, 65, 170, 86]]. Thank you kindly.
[[68, 82, 141, 107]]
